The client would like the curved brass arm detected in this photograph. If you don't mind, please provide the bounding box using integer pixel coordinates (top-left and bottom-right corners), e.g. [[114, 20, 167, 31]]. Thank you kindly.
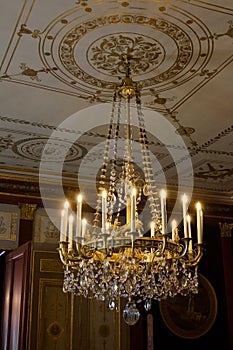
[[173, 237, 189, 260], [154, 233, 168, 257], [184, 243, 204, 267]]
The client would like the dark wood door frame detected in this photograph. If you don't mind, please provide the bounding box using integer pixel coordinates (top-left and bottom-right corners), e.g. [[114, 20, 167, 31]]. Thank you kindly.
[[1, 241, 31, 350]]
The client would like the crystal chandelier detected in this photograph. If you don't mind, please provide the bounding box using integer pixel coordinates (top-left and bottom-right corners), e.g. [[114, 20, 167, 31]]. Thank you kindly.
[[58, 56, 204, 326]]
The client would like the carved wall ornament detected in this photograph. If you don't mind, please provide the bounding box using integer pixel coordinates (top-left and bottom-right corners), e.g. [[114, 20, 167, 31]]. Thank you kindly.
[[219, 222, 233, 238], [0, 204, 20, 248], [46, 321, 64, 340], [19, 203, 37, 220]]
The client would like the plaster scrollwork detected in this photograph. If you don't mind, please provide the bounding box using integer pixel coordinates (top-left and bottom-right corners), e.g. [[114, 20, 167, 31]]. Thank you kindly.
[[90, 34, 162, 75], [219, 222, 233, 238]]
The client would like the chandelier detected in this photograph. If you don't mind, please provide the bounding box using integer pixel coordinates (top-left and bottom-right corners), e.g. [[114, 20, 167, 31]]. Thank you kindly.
[[58, 56, 204, 325]]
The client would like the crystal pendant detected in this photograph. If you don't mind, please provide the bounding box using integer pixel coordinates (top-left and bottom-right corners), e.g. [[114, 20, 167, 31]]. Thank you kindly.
[[144, 299, 152, 311], [123, 300, 140, 326], [109, 299, 115, 310]]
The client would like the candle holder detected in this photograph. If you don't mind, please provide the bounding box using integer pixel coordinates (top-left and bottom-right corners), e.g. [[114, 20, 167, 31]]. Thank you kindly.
[[184, 243, 204, 267]]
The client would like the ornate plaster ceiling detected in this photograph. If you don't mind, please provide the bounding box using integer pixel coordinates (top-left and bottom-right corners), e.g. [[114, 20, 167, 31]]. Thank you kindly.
[[0, 0, 233, 205]]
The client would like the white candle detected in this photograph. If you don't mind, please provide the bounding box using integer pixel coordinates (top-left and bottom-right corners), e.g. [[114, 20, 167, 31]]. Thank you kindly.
[[131, 187, 136, 232], [182, 194, 188, 238], [81, 219, 87, 238], [187, 215, 192, 238], [60, 209, 65, 241], [68, 214, 74, 250], [172, 220, 177, 241], [102, 190, 107, 233], [63, 201, 69, 241], [187, 214, 192, 252], [76, 194, 82, 237], [200, 209, 203, 244], [196, 202, 202, 244], [150, 221, 155, 237], [160, 189, 167, 235]]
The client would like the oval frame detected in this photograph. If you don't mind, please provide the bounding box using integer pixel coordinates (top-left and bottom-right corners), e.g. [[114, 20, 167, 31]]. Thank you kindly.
[[159, 273, 218, 339]]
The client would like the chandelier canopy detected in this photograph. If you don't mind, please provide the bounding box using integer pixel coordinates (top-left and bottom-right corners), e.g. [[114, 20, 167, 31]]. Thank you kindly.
[[58, 56, 204, 325]]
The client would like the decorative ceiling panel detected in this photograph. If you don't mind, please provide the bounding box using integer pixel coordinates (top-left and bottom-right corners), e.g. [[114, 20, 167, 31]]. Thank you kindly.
[[0, 0, 232, 203]]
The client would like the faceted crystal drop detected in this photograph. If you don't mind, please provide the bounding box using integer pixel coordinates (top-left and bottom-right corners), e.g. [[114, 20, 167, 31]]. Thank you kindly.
[[123, 302, 140, 326], [144, 299, 152, 311], [109, 299, 115, 310]]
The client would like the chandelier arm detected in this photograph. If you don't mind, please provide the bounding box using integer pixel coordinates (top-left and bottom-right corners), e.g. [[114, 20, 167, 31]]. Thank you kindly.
[[58, 241, 69, 265], [172, 237, 189, 260], [76, 243, 96, 260], [58, 244, 84, 266], [153, 233, 167, 257], [182, 243, 204, 267]]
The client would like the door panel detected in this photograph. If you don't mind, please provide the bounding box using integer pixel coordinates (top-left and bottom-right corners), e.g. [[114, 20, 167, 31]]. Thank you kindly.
[[1, 242, 31, 350]]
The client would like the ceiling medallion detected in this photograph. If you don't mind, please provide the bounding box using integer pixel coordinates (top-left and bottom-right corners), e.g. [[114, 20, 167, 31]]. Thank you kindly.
[[40, 6, 212, 98], [13, 138, 87, 162], [89, 34, 163, 76], [59, 14, 192, 89]]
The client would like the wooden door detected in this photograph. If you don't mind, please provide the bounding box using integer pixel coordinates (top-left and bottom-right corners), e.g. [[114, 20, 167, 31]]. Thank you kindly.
[[1, 242, 31, 350]]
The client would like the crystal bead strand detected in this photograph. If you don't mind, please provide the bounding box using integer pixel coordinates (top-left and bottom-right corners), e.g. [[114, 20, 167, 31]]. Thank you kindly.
[[107, 98, 121, 225], [93, 92, 117, 230], [136, 89, 161, 228]]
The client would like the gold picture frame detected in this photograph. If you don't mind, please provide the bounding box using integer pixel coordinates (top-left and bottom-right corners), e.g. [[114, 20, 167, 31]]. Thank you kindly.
[[159, 273, 218, 339]]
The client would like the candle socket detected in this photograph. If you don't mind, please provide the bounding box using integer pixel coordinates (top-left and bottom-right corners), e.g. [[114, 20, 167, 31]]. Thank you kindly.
[[75, 236, 85, 255], [155, 233, 168, 257], [174, 237, 190, 259], [59, 241, 69, 250], [185, 243, 204, 267], [58, 241, 69, 265]]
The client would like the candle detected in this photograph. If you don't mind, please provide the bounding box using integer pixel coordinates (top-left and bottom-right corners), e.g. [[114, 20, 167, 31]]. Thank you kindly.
[[187, 215, 192, 252], [62, 201, 69, 241], [187, 215, 192, 238], [160, 189, 167, 235], [196, 202, 202, 244], [68, 214, 74, 250], [182, 194, 188, 238], [81, 219, 87, 238], [102, 190, 107, 233], [150, 221, 155, 238], [60, 209, 65, 241], [172, 220, 177, 241], [200, 209, 203, 244], [76, 194, 82, 237], [131, 187, 136, 232]]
